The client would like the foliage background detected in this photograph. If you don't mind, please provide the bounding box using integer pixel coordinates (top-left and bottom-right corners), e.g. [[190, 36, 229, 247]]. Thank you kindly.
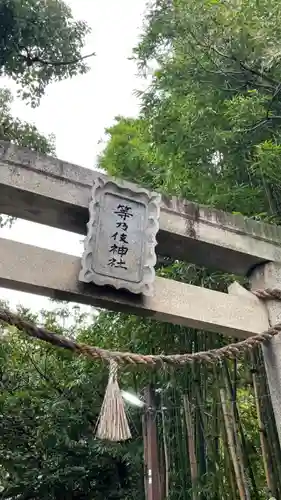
[[1, 0, 281, 498]]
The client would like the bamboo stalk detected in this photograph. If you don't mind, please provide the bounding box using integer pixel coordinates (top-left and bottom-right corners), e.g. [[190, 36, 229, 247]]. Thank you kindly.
[[261, 394, 281, 497], [250, 351, 276, 497], [144, 386, 162, 500], [223, 424, 238, 500], [193, 335, 207, 481], [142, 410, 149, 500], [220, 388, 247, 500], [212, 393, 223, 499], [183, 394, 198, 500], [256, 350, 281, 495], [172, 385, 188, 498], [160, 393, 169, 499], [223, 364, 251, 500]]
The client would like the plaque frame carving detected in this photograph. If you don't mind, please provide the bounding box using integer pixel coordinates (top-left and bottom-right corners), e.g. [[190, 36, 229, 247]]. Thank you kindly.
[[79, 177, 161, 296]]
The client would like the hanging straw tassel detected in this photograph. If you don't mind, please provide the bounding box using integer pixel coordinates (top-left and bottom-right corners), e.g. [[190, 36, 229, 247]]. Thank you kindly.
[[96, 359, 132, 441]]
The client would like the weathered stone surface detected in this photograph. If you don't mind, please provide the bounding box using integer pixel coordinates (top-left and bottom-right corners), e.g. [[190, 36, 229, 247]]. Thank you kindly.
[[79, 177, 161, 296], [2, 140, 281, 274], [250, 263, 281, 447], [0, 238, 269, 338]]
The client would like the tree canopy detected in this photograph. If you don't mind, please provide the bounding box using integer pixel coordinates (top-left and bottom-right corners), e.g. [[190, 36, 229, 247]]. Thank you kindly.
[[0, 87, 55, 228], [0, 306, 143, 499], [98, 0, 281, 497], [2, 0, 281, 498], [101, 0, 281, 220], [0, 88, 55, 152], [0, 0, 92, 105]]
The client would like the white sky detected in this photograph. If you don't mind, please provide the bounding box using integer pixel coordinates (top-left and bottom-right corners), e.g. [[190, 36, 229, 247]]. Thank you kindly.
[[0, 0, 148, 314]]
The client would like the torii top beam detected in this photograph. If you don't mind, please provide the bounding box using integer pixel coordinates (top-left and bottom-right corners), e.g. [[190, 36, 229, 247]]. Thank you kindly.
[[1, 140, 281, 276]]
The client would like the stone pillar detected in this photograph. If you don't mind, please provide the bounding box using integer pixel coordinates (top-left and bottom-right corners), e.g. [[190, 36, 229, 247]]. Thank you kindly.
[[249, 262, 281, 447]]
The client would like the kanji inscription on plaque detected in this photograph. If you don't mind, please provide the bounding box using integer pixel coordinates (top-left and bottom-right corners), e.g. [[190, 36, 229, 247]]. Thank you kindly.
[[79, 177, 161, 296]]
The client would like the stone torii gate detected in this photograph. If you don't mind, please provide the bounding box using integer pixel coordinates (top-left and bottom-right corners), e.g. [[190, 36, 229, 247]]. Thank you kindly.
[[1, 140, 281, 487]]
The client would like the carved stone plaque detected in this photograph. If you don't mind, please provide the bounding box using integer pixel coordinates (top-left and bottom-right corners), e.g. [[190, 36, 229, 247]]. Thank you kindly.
[[79, 177, 161, 296]]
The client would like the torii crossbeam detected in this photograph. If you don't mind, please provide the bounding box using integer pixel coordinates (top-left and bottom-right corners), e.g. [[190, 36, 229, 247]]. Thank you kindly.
[[0, 139, 281, 446]]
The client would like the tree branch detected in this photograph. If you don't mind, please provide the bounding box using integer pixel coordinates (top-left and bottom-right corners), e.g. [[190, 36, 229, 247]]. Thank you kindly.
[[186, 27, 279, 89], [23, 349, 101, 428], [266, 83, 281, 119], [26, 351, 64, 395], [209, 44, 279, 87], [239, 118, 269, 134], [21, 50, 95, 67], [238, 114, 281, 134], [237, 59, 278, 87]]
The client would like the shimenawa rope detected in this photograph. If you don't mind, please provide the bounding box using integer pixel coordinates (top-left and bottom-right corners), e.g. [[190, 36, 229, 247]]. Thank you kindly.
[[0, 289, 279, 366], [0, 287, 279, 441]]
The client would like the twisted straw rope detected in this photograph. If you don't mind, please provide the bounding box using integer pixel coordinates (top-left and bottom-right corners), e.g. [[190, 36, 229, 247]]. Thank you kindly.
[[0, 288, 279, 367]]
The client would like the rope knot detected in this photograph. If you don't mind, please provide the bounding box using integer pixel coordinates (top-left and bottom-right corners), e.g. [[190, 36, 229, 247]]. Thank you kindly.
[[108, 358, 118, 382]]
